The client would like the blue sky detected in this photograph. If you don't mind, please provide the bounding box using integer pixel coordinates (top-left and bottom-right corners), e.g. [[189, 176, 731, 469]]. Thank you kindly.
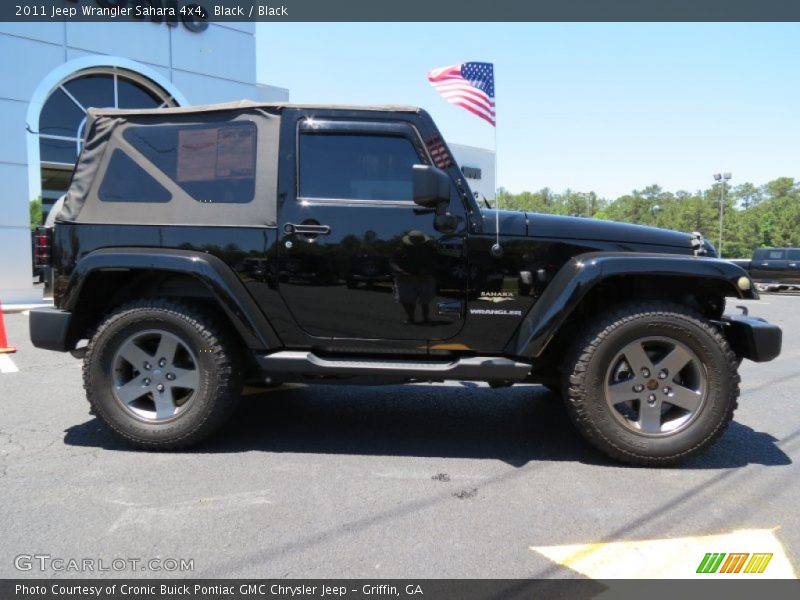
[[257, 23, 800, 199]]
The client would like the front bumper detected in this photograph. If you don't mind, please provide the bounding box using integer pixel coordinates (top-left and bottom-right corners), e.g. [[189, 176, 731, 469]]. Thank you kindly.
[[29, 307, 73, 352], [719, 315, 782, 363]]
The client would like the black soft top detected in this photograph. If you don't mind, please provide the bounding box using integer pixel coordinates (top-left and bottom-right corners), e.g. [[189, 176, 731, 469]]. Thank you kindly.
[[60, 101, 421, 228]]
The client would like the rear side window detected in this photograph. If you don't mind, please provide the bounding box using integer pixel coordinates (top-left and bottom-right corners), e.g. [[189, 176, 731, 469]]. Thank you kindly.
[[123, 121, 257, 204], [787, 249, 800, 260], [299, 133, 421, 201], [98, 149, 171, 203]]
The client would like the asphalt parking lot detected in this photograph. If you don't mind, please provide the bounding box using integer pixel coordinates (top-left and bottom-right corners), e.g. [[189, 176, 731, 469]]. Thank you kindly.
[[1, 295, 798, 579]]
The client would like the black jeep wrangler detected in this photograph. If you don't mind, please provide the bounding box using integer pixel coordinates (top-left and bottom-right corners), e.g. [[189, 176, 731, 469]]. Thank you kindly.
[[30, 101, 781, 465]]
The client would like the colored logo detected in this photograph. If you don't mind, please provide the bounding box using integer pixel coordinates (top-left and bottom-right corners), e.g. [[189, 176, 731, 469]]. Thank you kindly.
[[696, 552, 773, 574]]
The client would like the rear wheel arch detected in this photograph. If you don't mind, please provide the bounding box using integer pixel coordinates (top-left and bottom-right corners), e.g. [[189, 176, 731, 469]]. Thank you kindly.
[[61, 249, 281, 352], [64, 269, 228, 349]]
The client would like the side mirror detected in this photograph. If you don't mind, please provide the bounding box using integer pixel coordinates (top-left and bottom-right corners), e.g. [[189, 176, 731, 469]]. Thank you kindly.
[[413, 164, 450, 208]]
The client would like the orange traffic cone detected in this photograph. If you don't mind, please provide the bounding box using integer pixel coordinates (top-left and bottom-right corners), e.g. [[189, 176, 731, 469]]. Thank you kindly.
[[0, 301, 16, 354]]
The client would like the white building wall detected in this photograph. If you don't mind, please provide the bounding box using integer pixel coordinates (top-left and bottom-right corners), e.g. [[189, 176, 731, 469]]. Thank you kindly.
[[0, 21, 289, 305], [449, 143, 496, 203]]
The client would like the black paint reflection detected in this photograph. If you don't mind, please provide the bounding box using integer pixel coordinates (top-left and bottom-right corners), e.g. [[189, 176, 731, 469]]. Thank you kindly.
[[390, 230, 437, 324]]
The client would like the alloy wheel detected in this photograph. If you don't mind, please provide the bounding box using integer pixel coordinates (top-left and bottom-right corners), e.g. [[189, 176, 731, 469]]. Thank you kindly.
[[603, 336, 708, 435], [111, 329, 200, 422]]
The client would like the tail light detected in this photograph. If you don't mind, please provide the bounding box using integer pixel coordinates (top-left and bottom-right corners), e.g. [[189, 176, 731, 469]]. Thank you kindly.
[[34, 226, 52, 268]]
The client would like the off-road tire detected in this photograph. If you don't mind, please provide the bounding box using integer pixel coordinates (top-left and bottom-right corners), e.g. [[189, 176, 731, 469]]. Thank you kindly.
[[562, 301, 739, 466], [83, 299, 242, 449]]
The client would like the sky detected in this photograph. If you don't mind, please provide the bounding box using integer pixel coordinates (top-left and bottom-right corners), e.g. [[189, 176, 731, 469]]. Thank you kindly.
[[256, 23, 800, 199]]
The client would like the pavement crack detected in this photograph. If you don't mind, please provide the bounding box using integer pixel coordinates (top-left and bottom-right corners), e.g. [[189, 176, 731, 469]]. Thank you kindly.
[[0, 429, 25, 454]]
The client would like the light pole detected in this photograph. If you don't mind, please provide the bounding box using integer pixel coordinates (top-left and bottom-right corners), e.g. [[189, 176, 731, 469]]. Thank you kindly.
[[713, 172, 732, 257]]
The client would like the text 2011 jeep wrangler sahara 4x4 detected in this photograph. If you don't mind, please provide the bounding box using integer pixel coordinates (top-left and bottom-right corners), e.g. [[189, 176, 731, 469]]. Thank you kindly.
[[30, 101, 782, 465]]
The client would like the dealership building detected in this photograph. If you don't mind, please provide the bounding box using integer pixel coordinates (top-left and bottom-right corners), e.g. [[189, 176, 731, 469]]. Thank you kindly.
[[0, 17, 494, 305]]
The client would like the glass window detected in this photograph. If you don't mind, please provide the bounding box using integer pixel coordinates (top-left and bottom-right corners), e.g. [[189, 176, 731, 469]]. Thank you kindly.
[[39, 88, 85, 137], [117, 78, 163, 109], [41, 166, 73, 193], [99, 150, 171, 203], [768, 250, 785, 260], [123, 121, 257, 204], [63, 74, 115, 111], [40, 138, 79, 165], [787, 249, 800, 261], [299, 133, 421, 201]]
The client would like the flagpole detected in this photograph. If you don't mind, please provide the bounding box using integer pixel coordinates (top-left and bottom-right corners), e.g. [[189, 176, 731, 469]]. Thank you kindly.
[[493, 63, 498, 209], [493, 64, 501, 254]]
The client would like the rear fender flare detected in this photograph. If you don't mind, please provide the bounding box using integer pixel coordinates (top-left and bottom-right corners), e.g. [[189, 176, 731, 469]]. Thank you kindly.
[[63, 248, 281, 350]]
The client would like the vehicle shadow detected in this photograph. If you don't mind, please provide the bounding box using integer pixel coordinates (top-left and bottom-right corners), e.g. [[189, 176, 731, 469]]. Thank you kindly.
[[63, 384, 791, 469]]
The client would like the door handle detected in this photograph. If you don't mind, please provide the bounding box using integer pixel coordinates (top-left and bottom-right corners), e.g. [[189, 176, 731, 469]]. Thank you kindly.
[[283, 223, 332, 236], [790, 263, 798, 268]]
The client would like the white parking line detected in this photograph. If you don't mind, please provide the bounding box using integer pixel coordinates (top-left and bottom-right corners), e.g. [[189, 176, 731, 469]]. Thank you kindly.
[[0, 354, 19, 374]]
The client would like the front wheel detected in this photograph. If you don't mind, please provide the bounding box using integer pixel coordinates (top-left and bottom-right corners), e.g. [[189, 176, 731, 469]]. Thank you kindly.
[[563, 302, 740, 466], [83, 299, 242, 449]]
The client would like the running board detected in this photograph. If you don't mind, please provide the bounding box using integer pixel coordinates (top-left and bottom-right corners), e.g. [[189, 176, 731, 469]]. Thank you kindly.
[[256, 351, 531, 382]]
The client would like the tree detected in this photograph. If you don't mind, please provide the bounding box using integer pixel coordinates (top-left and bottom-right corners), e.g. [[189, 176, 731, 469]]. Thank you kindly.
[[733, 182, 762, 210], [495, 177, 798, 258], [30, 197, 43, 232]]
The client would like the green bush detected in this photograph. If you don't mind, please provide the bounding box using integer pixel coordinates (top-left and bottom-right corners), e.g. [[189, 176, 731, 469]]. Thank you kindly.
[[30, 197, 43, 232]]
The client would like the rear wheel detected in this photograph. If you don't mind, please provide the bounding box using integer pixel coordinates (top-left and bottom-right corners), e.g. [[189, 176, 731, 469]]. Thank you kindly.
[[83, 299, 242, 449], [562, 301, 739, 466]]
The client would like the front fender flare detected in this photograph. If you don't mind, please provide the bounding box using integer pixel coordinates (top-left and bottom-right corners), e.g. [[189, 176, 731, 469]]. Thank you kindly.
[[63, 247, 281, 350], [507, 252, 757, 358]]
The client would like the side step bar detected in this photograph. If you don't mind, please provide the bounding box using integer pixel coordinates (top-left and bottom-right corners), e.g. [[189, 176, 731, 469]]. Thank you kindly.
[[256, 351, 531, 382]]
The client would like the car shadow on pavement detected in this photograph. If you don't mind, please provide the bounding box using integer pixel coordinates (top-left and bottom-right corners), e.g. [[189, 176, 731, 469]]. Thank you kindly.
[[63, 384, 791, 469]]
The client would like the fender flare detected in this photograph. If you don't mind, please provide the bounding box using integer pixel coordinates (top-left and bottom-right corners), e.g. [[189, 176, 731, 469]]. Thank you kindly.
[[507, 252, 757, 358], [63, 247, 281, 350]]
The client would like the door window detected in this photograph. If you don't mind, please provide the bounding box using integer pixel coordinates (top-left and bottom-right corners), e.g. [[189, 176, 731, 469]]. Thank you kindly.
[[299, 133, 421, 201]]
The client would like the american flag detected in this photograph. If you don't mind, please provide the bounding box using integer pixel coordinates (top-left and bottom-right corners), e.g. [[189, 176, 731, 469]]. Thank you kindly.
[[427, 62, 495, 126]]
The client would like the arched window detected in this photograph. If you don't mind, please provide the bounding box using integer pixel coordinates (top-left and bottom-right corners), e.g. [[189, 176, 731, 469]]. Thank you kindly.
[[37, 67, 178, 216]]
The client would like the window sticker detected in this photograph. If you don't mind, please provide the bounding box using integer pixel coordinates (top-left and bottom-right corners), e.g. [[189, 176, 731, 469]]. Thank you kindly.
[[216, 127, 255, 178], [177, 128, 219, 182]]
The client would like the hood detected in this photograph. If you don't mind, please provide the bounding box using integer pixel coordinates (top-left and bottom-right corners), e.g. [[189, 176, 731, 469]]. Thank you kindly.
[[481, 209, 695, 251], [528, 212, 693, 249]]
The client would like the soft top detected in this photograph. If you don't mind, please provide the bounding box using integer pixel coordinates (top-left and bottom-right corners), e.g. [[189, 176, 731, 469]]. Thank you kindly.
[[61, 101, 423, 228], [61, 102, 283, 227], [88, 100, 421, 118]]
